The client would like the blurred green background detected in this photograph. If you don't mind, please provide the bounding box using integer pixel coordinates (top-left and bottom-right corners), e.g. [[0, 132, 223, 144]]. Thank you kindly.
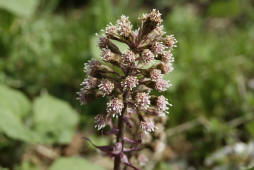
[[0, 0, 254, 169]]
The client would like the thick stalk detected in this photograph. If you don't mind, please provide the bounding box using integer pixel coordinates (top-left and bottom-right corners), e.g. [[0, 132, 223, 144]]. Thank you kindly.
[[113, 115, 124, 170], [114, 92, 127, 170]]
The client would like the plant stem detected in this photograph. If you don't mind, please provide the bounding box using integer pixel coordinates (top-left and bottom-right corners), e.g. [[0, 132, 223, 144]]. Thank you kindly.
[[114, 92, 127, 170], [114, 115, 124, 170]]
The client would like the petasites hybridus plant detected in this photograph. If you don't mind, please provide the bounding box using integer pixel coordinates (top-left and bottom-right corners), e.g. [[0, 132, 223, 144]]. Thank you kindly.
[[78, 9, 177, 170]]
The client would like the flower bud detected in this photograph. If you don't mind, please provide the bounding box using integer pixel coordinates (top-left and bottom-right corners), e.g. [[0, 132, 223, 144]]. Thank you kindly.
[[139, 9, 163, 38], [157, 62, 174, 74], [164, 35, 177, 49], [98, 79, 114, 96], [141, 118, 157, 133], [81, 77, 97, 90], [116, 15, 132, 38], [156, 95, 172, 114], [105, 23, 117, 37], [150, 69, 162, 81], [151, 41, 165, 55], [161, 51, 174, 63], [94, 114, 110, 130], [141, 49, 154, 63], [147, 9, 162, 24], [121, 76, 138, 91], [101, 48, 113, 62], [135, 92, 150, 109], [98, 36, 109, 49], [84, 60, 101, 75], [155, 79, 171, 92], [121, 50, 136, 65], [107, 98, 124, 117]]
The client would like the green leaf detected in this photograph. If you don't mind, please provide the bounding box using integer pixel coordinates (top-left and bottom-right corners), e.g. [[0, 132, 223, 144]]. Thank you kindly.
[[0, 84, 40, 142], [33, 94, 79, 144], [90, 36, 101, 60], [0, 84, 31, 119], [0, 108, 38, 142], [90, 36, 129, 60], [49, 157, 105, 170], [0, 0, 39, 17]]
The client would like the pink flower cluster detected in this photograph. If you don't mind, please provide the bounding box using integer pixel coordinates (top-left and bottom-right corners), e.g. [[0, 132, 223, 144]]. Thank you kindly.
[[78, 9, 177, 170]]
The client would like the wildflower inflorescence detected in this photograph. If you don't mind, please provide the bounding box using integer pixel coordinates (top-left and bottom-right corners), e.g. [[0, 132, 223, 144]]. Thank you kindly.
[[98, 79, 114, 96], [78, 9, 176, 170], [121, 76, 138, 91]]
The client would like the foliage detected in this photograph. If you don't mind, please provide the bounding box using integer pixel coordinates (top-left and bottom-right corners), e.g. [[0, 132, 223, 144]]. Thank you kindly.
[[0, 84, 79, 144], [0, 84, 38, 142], [0, 0, 254, 169], [0, 84, 31, 118], [49, 157, 105, 170], [33, 94, 79, 144]]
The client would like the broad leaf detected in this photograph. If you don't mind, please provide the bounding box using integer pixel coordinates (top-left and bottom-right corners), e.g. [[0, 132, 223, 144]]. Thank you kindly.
[[0, 84, 39, 142], [0, 84, 31, 119], [33, 94, 79, 144], [0, 108, 39, 142], [49, 157, 105, 170]]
